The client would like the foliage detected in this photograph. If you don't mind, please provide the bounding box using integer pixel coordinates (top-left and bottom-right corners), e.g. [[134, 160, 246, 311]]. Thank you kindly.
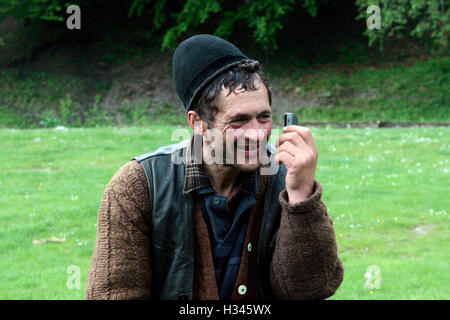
[[1, 0, 448, 51], [2, 0, 448, 51], [0, 0, 65, 21], [129, 0, 324, 50], [0, 0, 326, 50], [355, 0, 449, 51]]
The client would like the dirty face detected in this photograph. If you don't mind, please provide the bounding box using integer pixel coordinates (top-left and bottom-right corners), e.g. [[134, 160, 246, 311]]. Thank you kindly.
[[203, 79, 272, 172]]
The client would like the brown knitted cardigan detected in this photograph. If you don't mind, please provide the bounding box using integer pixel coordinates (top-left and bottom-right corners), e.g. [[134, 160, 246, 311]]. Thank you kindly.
[[85, 160, 344, 300]]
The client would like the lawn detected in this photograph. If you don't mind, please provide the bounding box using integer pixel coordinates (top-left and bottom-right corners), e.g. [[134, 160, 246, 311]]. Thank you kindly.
[[0, 125, 448, 299]]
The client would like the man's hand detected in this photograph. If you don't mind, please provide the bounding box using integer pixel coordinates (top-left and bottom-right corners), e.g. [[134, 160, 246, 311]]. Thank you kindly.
[[275, 126, 318, 204]]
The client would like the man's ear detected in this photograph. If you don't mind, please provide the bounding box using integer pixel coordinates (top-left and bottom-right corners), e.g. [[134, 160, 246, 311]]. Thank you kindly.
[[187, 111, 207, 135]]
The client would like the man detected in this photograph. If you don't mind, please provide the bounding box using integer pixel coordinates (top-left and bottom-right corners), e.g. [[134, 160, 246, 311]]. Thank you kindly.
[[86, 34, 343, 300]]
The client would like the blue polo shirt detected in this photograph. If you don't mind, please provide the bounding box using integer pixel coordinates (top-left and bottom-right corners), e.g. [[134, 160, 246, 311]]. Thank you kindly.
[[197, 171, 258, 300]]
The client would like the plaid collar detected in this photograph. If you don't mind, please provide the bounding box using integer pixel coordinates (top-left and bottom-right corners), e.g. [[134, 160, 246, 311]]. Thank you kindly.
[[182, 135, 257, 195]]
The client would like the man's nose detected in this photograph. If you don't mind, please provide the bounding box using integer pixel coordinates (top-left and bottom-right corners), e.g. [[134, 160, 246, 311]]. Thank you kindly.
[[242, 121, 267, 142]]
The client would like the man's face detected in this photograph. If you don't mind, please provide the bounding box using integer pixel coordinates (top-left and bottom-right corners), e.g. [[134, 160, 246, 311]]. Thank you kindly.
[[203, 80, 272, 172]]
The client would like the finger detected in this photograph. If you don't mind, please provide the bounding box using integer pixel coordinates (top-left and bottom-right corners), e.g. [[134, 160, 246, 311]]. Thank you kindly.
[[282, 126, 317, 151], [278, 140, 308, 159], [279, 144, 316, 166], [277, 131, 309, 149], [274, 150, 295, 168]]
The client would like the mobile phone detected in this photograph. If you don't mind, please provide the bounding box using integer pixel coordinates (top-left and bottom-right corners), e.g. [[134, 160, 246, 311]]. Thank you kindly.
[[284, 113, 298, 126]]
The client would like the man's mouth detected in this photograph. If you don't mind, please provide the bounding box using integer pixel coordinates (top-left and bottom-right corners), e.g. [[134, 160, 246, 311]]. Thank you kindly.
[[236, 145, 259, 156]]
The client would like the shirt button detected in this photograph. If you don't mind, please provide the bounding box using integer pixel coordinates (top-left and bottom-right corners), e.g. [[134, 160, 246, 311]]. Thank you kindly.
[[247, 242, 252, 252], [238, 285, 247, 295], [213, 197, 220, 205]]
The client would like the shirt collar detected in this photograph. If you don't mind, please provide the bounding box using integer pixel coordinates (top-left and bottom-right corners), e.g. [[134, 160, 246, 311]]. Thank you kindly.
[[182, 134, 210, 194]]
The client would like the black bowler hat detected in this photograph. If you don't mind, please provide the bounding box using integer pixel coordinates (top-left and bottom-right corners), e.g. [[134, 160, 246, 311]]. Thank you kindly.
[[172, 34, 254, 111]]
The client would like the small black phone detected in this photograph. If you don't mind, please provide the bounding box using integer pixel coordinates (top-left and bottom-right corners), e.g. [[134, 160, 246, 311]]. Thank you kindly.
[[284, 113, 298, 126]]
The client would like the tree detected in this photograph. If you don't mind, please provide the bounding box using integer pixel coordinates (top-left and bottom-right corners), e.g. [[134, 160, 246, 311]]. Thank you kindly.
[[0, 0, 325, 50], [355, 0, 449, 52], [1, 0, 448, 52], [129, 0, 326, 50]]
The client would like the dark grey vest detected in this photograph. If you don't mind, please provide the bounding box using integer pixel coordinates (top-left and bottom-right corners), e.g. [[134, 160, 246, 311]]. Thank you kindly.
[[132, 140, 286, 300]]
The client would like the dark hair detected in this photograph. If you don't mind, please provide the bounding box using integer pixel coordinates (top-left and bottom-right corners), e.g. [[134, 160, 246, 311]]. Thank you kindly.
[[192, 60, 272, 127]]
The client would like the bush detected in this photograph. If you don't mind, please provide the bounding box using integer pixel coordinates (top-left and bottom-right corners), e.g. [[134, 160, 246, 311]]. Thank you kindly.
[[355, 0, 449, 52]]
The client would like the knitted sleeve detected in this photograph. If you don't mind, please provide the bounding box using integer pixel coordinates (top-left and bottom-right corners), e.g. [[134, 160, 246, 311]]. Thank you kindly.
[[85, 160, 152, 300], [269, 180, 344, 300]]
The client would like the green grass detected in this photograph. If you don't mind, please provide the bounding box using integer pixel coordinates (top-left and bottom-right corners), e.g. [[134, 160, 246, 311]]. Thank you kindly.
[[0, 126, 449, 299], [269, 56, 450, 123], [1, 57, 449, 128]]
